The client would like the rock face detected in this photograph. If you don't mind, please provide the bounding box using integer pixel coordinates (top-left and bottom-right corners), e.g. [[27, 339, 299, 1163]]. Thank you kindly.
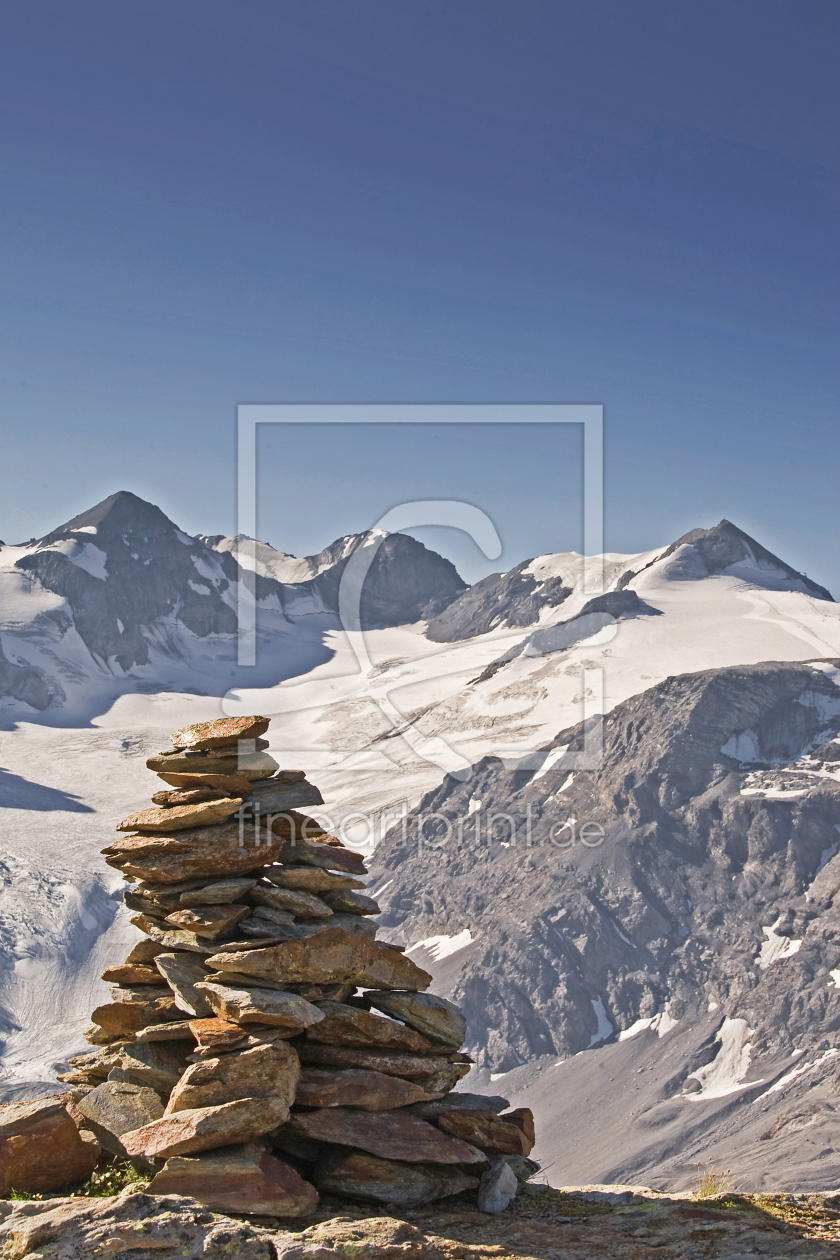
[[425, 559, 572, 642], [366, 658, 840, 1189], [0, 635, 50, 709], [8, 491, 467, 680], [50, 714, 531, 1214], [0, 1097, 100, 1195]]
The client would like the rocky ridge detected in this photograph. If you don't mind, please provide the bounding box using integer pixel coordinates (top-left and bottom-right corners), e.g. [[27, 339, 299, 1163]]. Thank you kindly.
[[4, 715, 539, 1217], [367, 659, 840, 1189]]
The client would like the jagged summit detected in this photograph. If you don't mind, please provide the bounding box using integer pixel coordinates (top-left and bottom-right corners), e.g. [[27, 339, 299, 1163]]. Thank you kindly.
[[39, 491, 183, 546], [663, 519, 833, 600]]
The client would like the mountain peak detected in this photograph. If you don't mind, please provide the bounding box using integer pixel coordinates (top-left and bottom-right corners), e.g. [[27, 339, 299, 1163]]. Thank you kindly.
[[663, 519, 833, 601], [42, 491, 179, 544]]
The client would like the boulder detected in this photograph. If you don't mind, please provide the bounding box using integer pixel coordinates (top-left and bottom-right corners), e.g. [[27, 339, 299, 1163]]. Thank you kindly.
[[104, 821, 286, 884], [188, 1017, 249, 1053], [366, 991, 466, 1047], [164, 903, 251, 938], [100, 964, 168, 986], [121, 1095, 290, 1159], [321, 889, 380, 916], [206, 928, 431, 991], [168, 715, 270, 751], [436, 1110, 534, 1156], [0, 1097, 101, 1195], [147, 750, 278, 779], [316, 1151, 479, 1207], [263, 866, 365, 893], [128, 915, 217, 953], [179, 877, 257, 907], [408, 1093, 509, 1118], [250, 884, 333, 919], [108, 1039, 194, 1093], [276, 836, 367, 875], [477, 1157, 519, 1214], [194, 982, 324, 1032], [116, 798, 242, 833], [124, 939, 170, 965], [166, 1042, 300, 1113], [287, 1108, 485, 1164], [76, 1081, 166, 1159], [295, 1068, 436, 1111], [88, 995, 186, 1038], [147, 1141, 317, 1216], [157, 770, 254, 793], [306, 1001, 433, 1051], [154, 952, 215, 1018], [296, 1044, 454, 1078]]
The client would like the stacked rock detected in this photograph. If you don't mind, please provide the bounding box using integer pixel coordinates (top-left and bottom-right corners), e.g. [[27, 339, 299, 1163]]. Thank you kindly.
[[59, 715, 536, 1216]]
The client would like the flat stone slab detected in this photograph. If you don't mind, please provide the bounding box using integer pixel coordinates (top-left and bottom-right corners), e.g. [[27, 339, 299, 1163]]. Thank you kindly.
[[104, 821, 286, 884], [116, 797, 242, 833], [306, 1000, 434, 1051], [148, 1141, 318, 1216], [287, 1107, 485, 1164], [122, 1095, 290, 1159], [296, 1067, 437, 1111], [316, 1151, 480, 1208], [166, 1041, 300, 1113], [367, 991, 467, 1047], [206, 928, 431, 991], [194, 982, 324, 1031], [168, 716, 270, 751]]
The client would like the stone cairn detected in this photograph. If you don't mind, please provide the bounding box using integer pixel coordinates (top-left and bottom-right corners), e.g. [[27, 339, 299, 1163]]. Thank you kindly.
[[58, 716, 537, 1216]]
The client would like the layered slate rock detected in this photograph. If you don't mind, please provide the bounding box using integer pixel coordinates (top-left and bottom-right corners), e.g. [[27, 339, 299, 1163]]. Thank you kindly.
[[147, 1142, 318, 1216], [0, 1098, 101, 1196], [52, 713, 539, 1214]]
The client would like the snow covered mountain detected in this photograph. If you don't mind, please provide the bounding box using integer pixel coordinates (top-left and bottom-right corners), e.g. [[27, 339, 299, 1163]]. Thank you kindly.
[[3, 494, 840, 1189]]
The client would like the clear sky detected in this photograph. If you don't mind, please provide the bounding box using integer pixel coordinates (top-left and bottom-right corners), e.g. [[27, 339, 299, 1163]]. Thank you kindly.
[[1, 2, 838, 587]]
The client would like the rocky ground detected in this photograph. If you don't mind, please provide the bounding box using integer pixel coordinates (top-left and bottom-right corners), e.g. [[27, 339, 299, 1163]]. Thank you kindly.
[[2, 1183, 840, 1258]]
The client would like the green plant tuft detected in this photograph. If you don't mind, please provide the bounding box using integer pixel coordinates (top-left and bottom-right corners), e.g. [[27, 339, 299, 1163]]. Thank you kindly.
[[72, 1160, 151, 1198]]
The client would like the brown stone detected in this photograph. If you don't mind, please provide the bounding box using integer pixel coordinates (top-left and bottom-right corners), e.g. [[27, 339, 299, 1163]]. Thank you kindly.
[[188, 1017, 248, 1052], [164, 903, 250, 939], [157, 771, 254, 793], [116, 798, 242, 833], [316, 1151, 479, 1208], [147, 1142, 318, 1216], [57, 1046, 125, 1086], [76, 1081, 166, 1159], [248, 905, 295, 929], [106, 821, 286, 884], [307, 1001, 433, 1051], [121, 1095, 290, 1159], [124, 939, 170, 964], [109, 1039, 194, 1093], [367, 991, 467, 1047], [101, 964, 168, 986], [194, 982, 324, 1032], [436, 1109, 534, 1156], [505, 1108, 535, 1146], [250, 884, 333, 919], [88, 995, 186, 1038], [287, 1108, 484, 1164], [297, 1043, 457, 1078], [179, 878, 257, 906], [321, 889, 380, 916], [0, 1098, 101, 1195], [147, 750, 279, 779], [166, 1042, 300, 1113], [263, 866, 366, 893], [277, 835, 367, 875], [206, 928, 431, 991], [168, 715, 270, 751], [412, 1063, 472, 1095], [128, 915, 215, 954], [154, 952, 215, 1018], [298, 914, 377, 940], [295, 1068, 437, 1111], [151, 787, 227, 806], [136, 1020, 199, 1042]]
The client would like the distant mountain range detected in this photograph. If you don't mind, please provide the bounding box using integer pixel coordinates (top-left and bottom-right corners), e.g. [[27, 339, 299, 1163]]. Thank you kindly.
[[3, 491, 840, 1190]]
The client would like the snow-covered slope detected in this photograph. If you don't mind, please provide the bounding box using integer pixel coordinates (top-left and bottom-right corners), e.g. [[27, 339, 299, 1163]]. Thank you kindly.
[[3, 499, 840, 1190]]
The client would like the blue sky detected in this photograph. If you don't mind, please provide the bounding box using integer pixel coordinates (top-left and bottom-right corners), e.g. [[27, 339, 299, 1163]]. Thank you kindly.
[[1, 2, 838, 587]]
